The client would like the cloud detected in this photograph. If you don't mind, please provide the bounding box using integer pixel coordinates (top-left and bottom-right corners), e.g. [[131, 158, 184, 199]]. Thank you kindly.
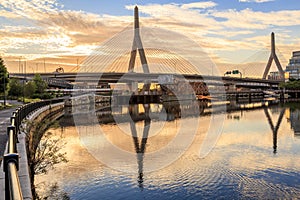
[[211, 8, 300, 29], [239, 0, 274, 2], [0, 0, 299, 74], [0, 1, 133, 72], [181, 1, 217, 9], [0, 0, 60, 20], [0, 0, 128, 55], [125, 4, 221, 32], [125, 4, 300, 59], [0, 9, 21, 18]]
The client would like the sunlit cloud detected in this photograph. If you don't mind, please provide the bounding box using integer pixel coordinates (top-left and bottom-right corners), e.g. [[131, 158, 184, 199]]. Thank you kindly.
[[239, 0, 275, 3], [0, 0, 299, 74], [125, 3, 220, 30], [0, 0, 60, 20], [181, 1, 217, 9], [212, 9, 300, 29]]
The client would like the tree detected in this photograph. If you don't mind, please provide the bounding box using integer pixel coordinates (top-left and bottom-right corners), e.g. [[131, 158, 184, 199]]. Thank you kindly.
[[34, 132, 67, 175], [25, 119, 68, 199], [8, 78, 23, 97], [24, 81, 37, 98], [23, 119, 68, 199], [0, 57, 9, 93], [279, 79, 300, 89], [20, 74, 50, 99], [33, 74, 47, 94]]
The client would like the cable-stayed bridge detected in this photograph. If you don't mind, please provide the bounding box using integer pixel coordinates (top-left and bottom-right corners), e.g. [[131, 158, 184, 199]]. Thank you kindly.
[[10, 6, 284, 93]]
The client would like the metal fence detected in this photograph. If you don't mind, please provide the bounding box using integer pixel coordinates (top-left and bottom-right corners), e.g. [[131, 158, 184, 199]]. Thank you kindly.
[[3, 98, 64, 200]]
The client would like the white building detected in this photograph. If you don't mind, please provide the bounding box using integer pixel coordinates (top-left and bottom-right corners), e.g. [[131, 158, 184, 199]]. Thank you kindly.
[[285, 51, 300, 80]]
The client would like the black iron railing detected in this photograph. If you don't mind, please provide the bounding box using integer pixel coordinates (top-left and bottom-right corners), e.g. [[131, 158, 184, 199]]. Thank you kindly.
[[3, 98, 64, 200]]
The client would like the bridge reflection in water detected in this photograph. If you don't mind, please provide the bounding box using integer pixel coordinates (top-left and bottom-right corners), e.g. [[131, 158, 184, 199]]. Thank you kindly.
[[129, 104, 150, 189], [35, 101, 300, 199]]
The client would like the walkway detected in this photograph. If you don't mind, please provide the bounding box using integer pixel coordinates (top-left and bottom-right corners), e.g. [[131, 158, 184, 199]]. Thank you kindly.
[[0, 101, 23, 165]]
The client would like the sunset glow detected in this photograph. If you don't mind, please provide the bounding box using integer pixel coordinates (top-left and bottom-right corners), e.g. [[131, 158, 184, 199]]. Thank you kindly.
[[1, 0, 299, 74]]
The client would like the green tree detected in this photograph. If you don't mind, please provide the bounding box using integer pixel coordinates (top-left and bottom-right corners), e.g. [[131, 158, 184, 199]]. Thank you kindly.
[[25, 119, 68, 199], [8, 78, 23, 97], [279, 80, 300, 89], [24, 81, 37, 98], [0, 57, 9, 93], [34, 132, 68, 175], [33, 74, 47, 94]]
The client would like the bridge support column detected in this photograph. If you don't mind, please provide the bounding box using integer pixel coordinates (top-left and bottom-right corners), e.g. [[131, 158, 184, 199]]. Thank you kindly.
[[248, 93, 252, 103], [128, 82, 138, 94]]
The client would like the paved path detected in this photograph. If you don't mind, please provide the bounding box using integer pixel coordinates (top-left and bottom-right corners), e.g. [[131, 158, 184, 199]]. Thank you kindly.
[[0, 108, 15, 164], [0, 101, 23, 165]]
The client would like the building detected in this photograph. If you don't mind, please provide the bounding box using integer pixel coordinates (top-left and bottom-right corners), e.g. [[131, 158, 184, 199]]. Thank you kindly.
[[268, 71, 282, 80], [285, 51, 300, 80]]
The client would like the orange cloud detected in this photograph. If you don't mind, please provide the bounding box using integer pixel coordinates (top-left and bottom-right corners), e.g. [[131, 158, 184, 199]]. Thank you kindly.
[[0, 1, 299, 75]]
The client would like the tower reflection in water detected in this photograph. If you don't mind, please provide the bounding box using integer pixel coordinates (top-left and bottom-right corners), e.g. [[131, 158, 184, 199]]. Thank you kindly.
[[125, 100, 208, 189], [264, 103, 300, 154], [264, 107, 286, 154], [128, 104, 150, 189]]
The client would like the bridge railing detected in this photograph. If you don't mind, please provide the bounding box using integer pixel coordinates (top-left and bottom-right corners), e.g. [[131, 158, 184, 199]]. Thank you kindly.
[[3, 98, 64, 200]]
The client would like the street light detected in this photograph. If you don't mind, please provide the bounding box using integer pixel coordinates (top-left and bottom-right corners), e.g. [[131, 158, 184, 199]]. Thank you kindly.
[[3, 73, 6, 107]]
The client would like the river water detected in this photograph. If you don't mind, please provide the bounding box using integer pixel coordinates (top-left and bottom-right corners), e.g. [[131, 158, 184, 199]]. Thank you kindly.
[[36, 101, 300, 199]]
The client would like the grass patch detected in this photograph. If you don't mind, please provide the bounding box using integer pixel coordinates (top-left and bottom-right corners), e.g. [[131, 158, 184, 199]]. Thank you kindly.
[[17, 97, 41, 103], [0, 103, 14, 110]]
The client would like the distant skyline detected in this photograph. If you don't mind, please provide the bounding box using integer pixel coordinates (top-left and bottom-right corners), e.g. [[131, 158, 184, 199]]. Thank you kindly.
[[0, 0, 300, 74]]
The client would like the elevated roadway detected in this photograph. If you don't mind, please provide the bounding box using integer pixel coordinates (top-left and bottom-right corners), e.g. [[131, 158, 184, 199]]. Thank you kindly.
[[11, 72, 281, 89]]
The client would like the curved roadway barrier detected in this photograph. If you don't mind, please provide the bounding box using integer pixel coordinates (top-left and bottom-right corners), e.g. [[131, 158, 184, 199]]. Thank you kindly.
[[0, 99, 65, 200]]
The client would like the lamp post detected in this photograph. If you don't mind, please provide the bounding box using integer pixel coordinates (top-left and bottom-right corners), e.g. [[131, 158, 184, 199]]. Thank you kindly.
[[23, 61, 26, 103], [2, 72, 6, 107]]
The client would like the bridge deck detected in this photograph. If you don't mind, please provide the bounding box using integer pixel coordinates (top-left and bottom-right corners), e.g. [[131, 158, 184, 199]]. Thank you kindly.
[[11, 72, 281, 84]]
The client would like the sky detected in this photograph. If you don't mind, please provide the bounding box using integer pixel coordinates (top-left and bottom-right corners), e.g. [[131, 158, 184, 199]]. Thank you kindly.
[[0, 0, 300, 75]]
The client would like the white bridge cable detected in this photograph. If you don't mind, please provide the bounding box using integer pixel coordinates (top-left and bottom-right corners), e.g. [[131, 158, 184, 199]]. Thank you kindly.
[[230, 48, 270, 78], [276, 47, 289, 67], [78, 25, 216, 75]]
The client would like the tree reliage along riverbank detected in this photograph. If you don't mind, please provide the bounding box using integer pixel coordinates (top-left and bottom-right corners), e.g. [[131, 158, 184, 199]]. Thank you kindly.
[[23, 104, 65, 199]]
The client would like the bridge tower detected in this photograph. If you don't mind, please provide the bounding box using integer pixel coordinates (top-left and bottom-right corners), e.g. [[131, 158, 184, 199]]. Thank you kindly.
[[262, 32, 284, 80], [128, 6, 150, 73]]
